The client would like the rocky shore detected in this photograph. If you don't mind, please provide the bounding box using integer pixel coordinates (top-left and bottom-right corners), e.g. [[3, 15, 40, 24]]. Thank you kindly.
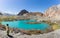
[[0, 29, 60, 38], [0, 20, 59, 38]]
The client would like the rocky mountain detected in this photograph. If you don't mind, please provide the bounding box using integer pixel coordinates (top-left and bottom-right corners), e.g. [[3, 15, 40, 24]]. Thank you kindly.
[[0, 12, 3, 15], [44, 4, 60, 19], [18, 9, 29, 15]]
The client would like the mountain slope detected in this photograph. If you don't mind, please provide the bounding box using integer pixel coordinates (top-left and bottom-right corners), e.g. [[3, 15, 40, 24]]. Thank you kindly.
[[44, 4, 60, 19]]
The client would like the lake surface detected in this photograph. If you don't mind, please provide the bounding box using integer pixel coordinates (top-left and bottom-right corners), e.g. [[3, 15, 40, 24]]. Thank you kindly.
[[1, 20, 50, 30]]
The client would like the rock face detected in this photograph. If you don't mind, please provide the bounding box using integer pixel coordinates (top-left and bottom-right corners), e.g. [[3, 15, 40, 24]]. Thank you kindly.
[[44, 4, 60, 19], [18, 9, 29, 15]]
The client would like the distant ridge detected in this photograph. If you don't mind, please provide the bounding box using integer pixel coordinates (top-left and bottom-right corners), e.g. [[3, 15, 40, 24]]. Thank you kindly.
[[0, 12, 15, 16], [17, 9, 43, 17], [1, 4, 60, 17]]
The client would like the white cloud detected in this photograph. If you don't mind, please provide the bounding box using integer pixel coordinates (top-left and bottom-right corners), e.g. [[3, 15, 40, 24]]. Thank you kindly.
[[57, 4, 60, 9], [57, 4, 60, 6]]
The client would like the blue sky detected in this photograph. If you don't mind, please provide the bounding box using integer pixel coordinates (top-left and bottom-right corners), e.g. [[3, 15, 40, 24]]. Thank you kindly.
[[0, 0, 60, 14]]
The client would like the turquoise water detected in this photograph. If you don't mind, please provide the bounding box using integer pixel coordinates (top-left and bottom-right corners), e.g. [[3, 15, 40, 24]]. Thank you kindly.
[[1, 20, 50, 30]]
